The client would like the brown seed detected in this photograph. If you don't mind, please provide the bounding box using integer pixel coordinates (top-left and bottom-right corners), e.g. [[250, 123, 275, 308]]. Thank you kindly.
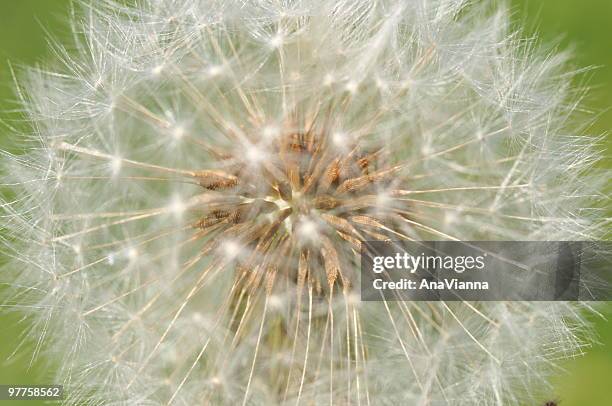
[[195, 170, 238, 190]]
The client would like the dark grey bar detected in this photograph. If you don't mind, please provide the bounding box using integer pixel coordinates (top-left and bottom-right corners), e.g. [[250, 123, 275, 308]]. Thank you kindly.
[[360, 241, 611, 301]]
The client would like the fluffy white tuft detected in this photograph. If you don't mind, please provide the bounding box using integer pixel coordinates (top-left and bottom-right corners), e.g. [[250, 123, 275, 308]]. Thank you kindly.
[[1, 0, 608, 405]]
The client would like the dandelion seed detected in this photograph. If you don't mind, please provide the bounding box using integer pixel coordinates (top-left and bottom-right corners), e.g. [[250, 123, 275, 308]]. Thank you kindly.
[[269, 33, 284, 49], [206, 65, 223, 77], [169, 196, 185, 218], [262, 124, 280, 139], [126, 247, 138, 261], [345, 80, 359, 94], [151, 64, 164, 76], [222, 240, 241, 260], [171, 126, 184, 140], [110, 155, 122, 175]]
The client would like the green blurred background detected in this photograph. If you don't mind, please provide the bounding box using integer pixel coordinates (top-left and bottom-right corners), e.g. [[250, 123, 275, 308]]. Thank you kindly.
[[0, 1, 610, 405]]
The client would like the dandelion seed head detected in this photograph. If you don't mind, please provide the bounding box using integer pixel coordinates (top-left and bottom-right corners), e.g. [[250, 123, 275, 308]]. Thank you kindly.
[[1, 0, 607, 405]]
